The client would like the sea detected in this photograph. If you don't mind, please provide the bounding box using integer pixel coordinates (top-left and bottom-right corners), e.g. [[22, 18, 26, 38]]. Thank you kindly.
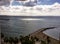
[[0, 16, 60, 37]]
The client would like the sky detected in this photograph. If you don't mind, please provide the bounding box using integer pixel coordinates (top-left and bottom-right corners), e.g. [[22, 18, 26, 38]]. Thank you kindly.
[[12, 0, 60, 6], [0, 0, 60, 16], [0, 0, 60, 6], [37, 0, 60, 5]]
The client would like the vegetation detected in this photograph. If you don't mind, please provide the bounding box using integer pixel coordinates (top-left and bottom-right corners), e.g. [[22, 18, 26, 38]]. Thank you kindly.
[[1, 33, 37, 44], [46, 36, 50, 44], [34, 36, 39, 41], [14, 37, 19, 44], [1, 27, 57, 44], [1, 33, 4, 38], [41, 40, 46, 44], [4, 37, 9, 44], [1, 33, 49, 44], [9, 37, 14, 44], [20, 35, 35, 44]]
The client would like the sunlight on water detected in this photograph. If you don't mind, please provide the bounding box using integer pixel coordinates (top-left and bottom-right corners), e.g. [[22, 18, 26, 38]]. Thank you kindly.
[[21, 18, 45, 20], [1, 16, 60, 37]]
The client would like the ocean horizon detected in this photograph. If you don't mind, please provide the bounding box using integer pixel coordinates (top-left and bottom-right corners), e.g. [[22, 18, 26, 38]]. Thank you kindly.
[[0, 16, 60, 37]]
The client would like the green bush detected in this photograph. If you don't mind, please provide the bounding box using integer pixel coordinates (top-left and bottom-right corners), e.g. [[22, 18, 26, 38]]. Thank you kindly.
[[41, 40, 46, 44]]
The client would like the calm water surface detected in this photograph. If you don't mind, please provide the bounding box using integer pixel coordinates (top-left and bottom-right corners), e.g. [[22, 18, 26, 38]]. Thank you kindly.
[[0, 16, 60, 37]]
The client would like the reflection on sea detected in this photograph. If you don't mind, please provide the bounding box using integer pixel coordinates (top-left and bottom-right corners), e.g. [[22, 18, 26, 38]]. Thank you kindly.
[[1, 16, 60, 37]]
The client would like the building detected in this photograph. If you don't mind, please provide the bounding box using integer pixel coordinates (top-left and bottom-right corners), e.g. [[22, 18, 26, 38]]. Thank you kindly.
[[30, 27, 60, 44]]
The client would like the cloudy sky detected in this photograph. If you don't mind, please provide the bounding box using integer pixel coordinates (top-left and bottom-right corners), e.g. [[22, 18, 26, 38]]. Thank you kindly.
[[0, 0, 60, 16], [10, 0, 60, 6], [0, 0, 60, 6]]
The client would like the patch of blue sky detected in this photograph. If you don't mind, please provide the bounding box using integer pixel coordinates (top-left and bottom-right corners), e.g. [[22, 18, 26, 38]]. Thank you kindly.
[[12, 0, 60, 6], [37, 0, 60, 5], [12, 1, 22, 6]]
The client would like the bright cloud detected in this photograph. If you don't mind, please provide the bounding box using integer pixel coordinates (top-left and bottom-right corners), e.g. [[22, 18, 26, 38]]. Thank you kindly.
[[0, 2, 60, 16]]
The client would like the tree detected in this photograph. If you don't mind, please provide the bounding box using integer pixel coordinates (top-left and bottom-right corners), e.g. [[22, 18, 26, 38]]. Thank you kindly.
[[34, 36, 39, 41], [31, 36, 34, 41], [46, 36, 50, 44], [8, 37, 14, 44], [41, 40, 46, 44], [4, 37, 9, 44], [19, 35, 24, 42], [1, 33, 4, 39], [13, 37, 19, 44], [19, 35, 35, 44]]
